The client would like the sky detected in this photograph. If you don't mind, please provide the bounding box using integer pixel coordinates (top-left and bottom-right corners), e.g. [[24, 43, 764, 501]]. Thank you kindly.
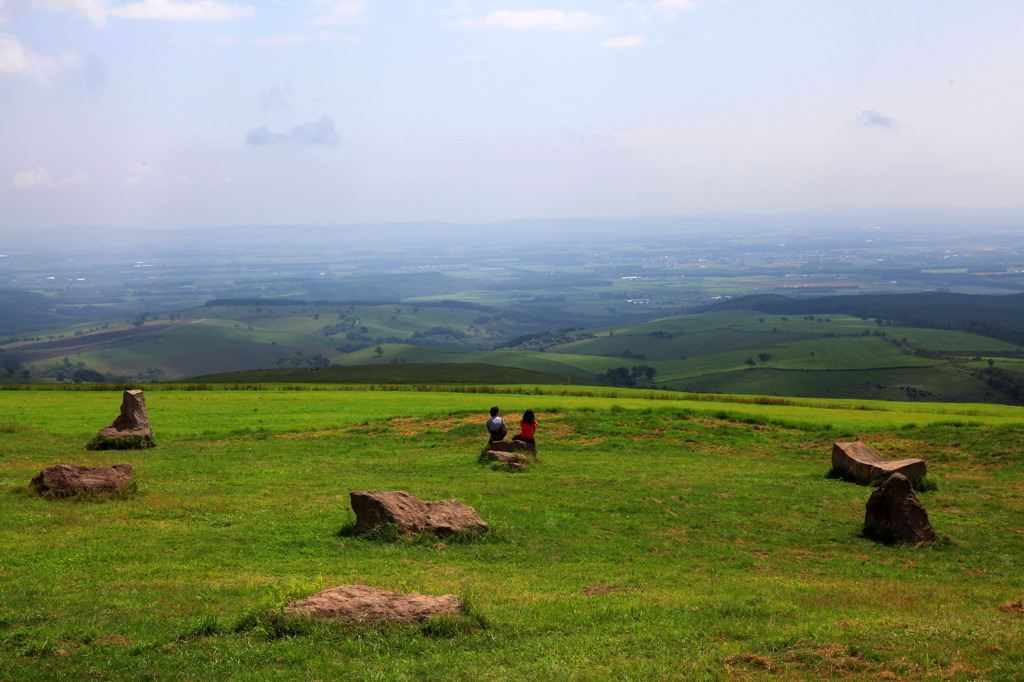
[[1, 0, 1022, 232]]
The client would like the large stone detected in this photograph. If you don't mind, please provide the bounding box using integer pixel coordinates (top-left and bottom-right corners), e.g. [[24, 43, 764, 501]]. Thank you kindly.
[[31, 462, 134, 497], [831, 440, 926, 485], [97, 389, 152, 442], [285, 584, 462, 624], [864, 473, 937, 544], [481, 450, 528, 467], [349, 490, 488, 536], [484, 439, 536, 456]]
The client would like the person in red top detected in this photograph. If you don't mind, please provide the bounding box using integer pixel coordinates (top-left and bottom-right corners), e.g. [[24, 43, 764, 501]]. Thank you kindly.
[[513, 409, 537, 445]]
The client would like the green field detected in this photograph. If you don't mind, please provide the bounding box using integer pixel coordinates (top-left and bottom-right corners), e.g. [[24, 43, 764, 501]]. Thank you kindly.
[[4, 303, 1024, 406], [2, 385, 1023, 680]]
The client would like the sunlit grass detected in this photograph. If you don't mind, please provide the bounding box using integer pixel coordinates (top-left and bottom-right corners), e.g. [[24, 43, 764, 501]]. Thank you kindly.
[[1, 386, 1023, 679]]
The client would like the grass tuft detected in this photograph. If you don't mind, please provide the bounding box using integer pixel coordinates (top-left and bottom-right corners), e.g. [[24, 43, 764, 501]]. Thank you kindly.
[[233, 609, 322, 640], [175, 614, 224, 641]]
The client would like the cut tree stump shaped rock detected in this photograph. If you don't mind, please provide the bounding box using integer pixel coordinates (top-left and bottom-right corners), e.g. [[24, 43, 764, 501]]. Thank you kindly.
[[349, 490, 488, 536], [31, 463, 134, 497], [831, 440, 926, 485], [96, 389, 152, 442], [864, 472, 937, 544], [486, 439, 536, 456], [285, 584, 462, 624]]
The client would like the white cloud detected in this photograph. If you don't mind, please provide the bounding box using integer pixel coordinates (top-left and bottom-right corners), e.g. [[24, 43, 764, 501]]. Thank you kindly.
[[654, 0, 697, 9], [251, 31, 331, 46], [457, 10, 606, 31], [110, 0, 255, 21], [855, 109, 897, 130], [311, 0, 364, 26], [603, 35, 646, 49], [0, 32, 79, 82], [245, 115, 341, 147], [12, 166, 90, 188], [125, 161, 155, 185], [26, 0, 110, 26], [21, 0, 255, 24]]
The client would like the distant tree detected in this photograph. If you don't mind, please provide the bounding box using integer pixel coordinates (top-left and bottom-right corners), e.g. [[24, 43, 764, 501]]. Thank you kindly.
[[22, 369, 30, 380], [758, 352, 771, 364], [758, 318, 765, 324], [374, 346, 384, 356], [744, 357, 756, 367], [72, 368, 105, 383], [598, 366, 634, 387], [630, 365, 657, 382], [988, 359, 995, 367]]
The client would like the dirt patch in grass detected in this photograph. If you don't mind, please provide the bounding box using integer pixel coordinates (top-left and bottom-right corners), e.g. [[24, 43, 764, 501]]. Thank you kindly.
[[726, 652, 777, 673], [581, 584, 634, 597], [997, 599, 1024, 615], [94, 635, 130, 645], [387, 415, 477, 435]]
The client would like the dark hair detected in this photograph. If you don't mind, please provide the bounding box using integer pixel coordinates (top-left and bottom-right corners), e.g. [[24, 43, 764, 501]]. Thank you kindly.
[[489, 406, 500, 416], [522, 409, 535, 424]]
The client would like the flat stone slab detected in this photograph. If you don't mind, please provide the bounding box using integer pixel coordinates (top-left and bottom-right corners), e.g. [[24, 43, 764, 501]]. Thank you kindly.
[[285, 584, 462, 624], [32, 463, 134, 496], [832, 440, 926, 485], [349, 490, 488, 536]]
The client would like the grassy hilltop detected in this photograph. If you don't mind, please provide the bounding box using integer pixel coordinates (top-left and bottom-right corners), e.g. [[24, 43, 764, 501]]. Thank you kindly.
[[1, 384, 1023, 680]]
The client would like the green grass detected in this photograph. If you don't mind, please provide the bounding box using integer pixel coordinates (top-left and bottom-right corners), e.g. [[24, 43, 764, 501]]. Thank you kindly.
[[1, 385, 1023, 679]]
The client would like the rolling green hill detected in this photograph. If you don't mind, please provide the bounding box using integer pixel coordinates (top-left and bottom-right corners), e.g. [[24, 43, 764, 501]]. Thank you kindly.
[[3, 297, 1024, 405], [189, 363, 569, 385]]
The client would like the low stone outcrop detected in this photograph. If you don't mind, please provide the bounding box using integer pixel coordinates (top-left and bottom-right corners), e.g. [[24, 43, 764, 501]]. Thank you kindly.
[[831, 441, 926, 485], [480, 450, 528, 471], [31, 462, 134, 497], [349, 490, 487, 536], [285, 584, 462, 624], [864, 473, 936, 544], [95, 389, 153, 443], [486, 439, 536, 456]]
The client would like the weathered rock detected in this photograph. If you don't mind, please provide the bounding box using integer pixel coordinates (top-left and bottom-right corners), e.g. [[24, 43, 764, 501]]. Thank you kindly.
[[485, 439, 536, 456], [31, 462, 134, 496], [97, 390, 152, 442], [285, 584, 462, 624], [864, 473, 936, 544], [481, 450, 527, 471], [482, 450, 527, 464], [831, 440, 926, 485], [349, 490, 488, 536]]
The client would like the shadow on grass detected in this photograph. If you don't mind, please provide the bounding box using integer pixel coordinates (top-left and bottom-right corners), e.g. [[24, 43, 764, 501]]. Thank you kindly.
[[85, 435, 156, 451], [335, 521, 493, 545]]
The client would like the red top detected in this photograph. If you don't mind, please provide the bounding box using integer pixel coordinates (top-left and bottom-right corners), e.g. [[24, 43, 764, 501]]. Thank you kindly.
[[520, 419, 537, 439]]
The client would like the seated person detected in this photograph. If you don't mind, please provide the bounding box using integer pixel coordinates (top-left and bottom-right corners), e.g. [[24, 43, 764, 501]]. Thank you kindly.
[[512, 409, 537, 444], [486, 406, 506, 442]]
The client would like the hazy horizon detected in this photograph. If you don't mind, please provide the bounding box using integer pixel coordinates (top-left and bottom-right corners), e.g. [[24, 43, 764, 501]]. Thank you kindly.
[[2, 1, 1023, 234]]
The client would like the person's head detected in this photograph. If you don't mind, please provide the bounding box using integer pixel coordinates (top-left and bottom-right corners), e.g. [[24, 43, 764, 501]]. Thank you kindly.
[[489, 406, 500, 417], [523, 409, 535, 424]]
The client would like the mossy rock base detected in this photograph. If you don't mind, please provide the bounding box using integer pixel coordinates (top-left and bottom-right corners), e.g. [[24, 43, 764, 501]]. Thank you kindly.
[[86, 435, 156, 451]]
